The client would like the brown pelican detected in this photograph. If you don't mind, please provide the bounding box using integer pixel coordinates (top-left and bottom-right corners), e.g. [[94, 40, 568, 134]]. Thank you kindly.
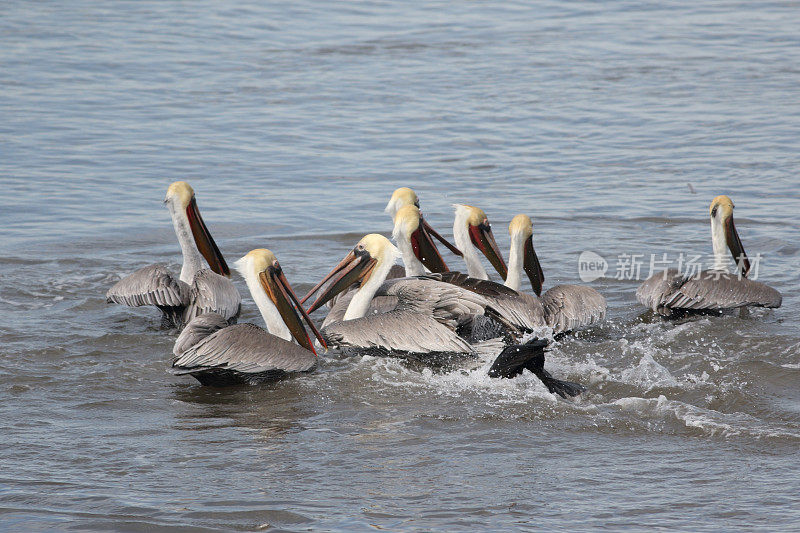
[[300, 233, 528, 355], [392, 205, 543, 340], [637, 195, 781, 316], [385, 187, 464, 262], [505, 214, 606, 334], [106, 181, 241, 329], [300, 234, 585, 397], [316, 187, 461, 329], [452, 204, 508, 281], [171, 249, 326, 386]]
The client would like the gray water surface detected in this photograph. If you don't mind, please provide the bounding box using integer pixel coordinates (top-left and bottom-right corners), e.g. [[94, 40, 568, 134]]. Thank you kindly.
[[2, 1, 799, 530]]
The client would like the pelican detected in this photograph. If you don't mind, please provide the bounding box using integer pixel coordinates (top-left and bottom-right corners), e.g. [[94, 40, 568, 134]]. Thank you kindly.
[[300, 234, 503, 359], [106, 181, 241, 329], [392, 205, 543, 340], [385, 187, 464, 262], [300, 234, 585, 397], [451, 204, 508, 281], [637, 195, 781, 316], [393, 206, 603, 338], [317, 187, 461, 329], [171, 249, 326, 386], [505, 214, 606, 334]]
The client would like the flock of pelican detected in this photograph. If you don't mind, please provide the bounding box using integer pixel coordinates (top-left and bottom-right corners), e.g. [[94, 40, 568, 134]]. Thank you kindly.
[[107, 182, 782, 398]]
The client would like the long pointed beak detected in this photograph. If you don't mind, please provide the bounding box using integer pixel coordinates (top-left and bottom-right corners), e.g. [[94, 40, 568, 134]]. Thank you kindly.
[[301, 249, 377, 313], [725, 215, 750, 277], [186, 197, 230, 277], [260, 267, 327, 354], [523, 236, 544, 296], [469, 222, 508, 280], [411, 223, 449, 273], [421, 217, 463, 257]]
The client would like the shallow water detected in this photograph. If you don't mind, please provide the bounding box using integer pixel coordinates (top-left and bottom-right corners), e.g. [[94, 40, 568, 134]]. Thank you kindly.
[[2, 0, 799, 530]]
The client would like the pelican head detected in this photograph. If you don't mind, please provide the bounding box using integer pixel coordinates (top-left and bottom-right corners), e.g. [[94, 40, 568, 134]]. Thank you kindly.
[[508, 214, 544, 296], [164, 181, 230, 277], [454, 204, 508, 280], [165, 181, 195, 208], [385, 187, 419, 217], [393, 204, 451, 273], [237, 249, 326, 354], [709, 195, 750, 276], [301, 234, 399, 313]]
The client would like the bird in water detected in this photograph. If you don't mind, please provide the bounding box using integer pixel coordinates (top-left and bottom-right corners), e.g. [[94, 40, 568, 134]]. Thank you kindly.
[[637, 195, 781, 317], [504, 214, 606, 335], [301, 234, 585, 397], [171, 249, 326, 386], [106, 181, 241, 329]]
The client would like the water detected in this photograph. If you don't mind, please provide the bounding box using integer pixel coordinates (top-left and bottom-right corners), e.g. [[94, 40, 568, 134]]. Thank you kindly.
[[2, 0, 799, 530]]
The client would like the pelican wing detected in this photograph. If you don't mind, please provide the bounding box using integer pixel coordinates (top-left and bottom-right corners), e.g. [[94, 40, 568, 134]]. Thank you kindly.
[[184, 269, 242, 323], [172, 323, 316, 375], [173, 312, 229, 357], [106, 264, 190, 308], [636, 269, 687, 314], [321, 264, 405, 328], [664, 272, 782, 311], [382, 278, 490, 329], [322, 311, 474, 354], [541, 284, 607, 334], [322, 291, 399, 328], [424, 272, 544, 333], [322, 278, 490, 354]]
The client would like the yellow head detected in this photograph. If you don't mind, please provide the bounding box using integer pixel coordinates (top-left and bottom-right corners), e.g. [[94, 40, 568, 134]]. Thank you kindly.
[[458, 204, 488, 226], [244, 248, 278, 272], [385, 187, 419, 215], [508, 214, 533, 239], [392, 204, 421, 238], [357, 233, 395, 260], [165, 181, 195, 208], [710, 195, 734, 219]]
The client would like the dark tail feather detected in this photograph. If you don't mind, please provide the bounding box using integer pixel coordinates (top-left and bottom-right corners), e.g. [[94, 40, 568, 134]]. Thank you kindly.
[[488, 340, 586, 399]]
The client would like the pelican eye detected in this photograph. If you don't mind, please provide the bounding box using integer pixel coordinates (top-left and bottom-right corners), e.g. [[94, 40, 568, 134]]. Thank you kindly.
[[414, 200, 420, 208]]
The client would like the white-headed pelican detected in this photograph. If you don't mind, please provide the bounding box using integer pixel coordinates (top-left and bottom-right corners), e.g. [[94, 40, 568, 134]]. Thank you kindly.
[[299, 234, 585, 397], [505, 214, 606, 334], [637, 195, 781, 316], [106, 181, 241, 329], [171, 249, 326, 386]]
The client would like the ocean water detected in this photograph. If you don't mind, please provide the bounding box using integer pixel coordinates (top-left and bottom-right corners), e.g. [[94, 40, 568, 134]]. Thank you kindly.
[[1, 0, 799, 530]]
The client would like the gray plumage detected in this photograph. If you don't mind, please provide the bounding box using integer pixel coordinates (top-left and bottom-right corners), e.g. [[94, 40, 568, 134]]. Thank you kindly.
[[431, 272, 543, 338], [322, 264, 405, 328], [637, 268, 782, 316], [106, 264, 189, 309], [321, 278, 493, 356], [106, 264, 240, 328], [172, 322, 317, 385], [434, 272, 606, 337], [173, 312, 229, 357], [183, 269, 242, 324], [541, 284, 607, 334]]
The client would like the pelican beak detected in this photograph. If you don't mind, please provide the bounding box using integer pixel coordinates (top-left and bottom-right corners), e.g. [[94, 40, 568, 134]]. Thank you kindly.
[[301, 248, 377, 313], [468, 220, 508, 280], [523, 236, 545, 296], [724, 214, 750, 277], [186, 197, 230, 277], [411, 220, 450, 273], [421, 217, 463, 258], [260, 265, 327, 354]]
